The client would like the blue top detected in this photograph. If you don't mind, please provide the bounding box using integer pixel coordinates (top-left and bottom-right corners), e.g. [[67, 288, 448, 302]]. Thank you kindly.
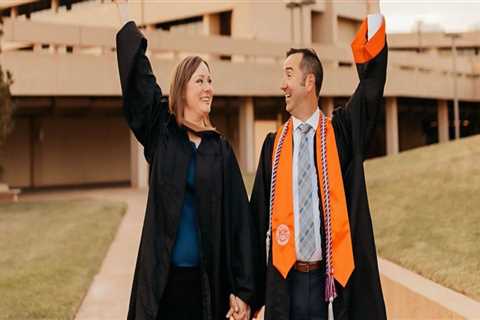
[[171, 142, 200, 267]]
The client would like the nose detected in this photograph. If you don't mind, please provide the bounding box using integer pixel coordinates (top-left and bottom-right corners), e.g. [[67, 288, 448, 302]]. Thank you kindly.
[[203, 82, 213, 94], [280, 79, 287, 93]]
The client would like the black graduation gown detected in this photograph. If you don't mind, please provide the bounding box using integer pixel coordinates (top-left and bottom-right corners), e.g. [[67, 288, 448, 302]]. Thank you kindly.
[[116, 22, 255, 320], [250, 44, 388, 319]]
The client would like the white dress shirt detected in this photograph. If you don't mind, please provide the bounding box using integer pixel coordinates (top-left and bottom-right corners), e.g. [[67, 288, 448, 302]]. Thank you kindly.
[[292, 109, 322, 262]]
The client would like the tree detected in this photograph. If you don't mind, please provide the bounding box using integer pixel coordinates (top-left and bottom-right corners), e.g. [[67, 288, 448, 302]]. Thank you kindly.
[[0, 19, 15, 181], [0, 65, 14, 148]]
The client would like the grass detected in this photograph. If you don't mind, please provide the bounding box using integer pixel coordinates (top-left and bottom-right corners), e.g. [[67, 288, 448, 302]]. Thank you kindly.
[[0, 199, 127, 320], [365, 135, 480, 301]]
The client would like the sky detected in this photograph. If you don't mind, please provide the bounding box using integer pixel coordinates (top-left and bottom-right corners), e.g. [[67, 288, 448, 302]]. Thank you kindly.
[[379, 0, 480, 33]]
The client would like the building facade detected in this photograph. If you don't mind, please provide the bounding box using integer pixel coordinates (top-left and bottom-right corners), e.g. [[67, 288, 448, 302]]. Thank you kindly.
[[0, 0, 479, 189]]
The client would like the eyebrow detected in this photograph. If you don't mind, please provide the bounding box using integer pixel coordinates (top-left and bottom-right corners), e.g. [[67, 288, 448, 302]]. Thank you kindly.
[[285, 67, 293, 72]]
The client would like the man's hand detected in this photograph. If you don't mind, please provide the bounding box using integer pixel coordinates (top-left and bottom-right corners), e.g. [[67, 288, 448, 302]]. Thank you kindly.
[[235, 296, 250, 320], [367, 14, 383, 41], [253, 305, 265, 320], [226, 294, 250, 320]]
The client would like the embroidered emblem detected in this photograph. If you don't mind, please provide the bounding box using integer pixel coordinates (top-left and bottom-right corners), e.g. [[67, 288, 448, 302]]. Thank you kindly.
[[276, 224, 290, 246]]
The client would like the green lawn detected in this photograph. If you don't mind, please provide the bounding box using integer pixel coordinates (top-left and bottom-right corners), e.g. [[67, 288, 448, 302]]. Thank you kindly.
[[365, 135, 480, 301], [0, 199, 127, 320]]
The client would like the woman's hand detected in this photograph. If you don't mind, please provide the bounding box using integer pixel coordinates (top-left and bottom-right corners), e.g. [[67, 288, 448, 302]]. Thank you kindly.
[[113, 0, 129, 25], [226, 294, 251, 320]]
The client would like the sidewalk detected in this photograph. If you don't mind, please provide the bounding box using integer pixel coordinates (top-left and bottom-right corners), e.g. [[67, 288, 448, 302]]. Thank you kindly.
[[76, 188, 147, 320], [23, 187, 147, 320]]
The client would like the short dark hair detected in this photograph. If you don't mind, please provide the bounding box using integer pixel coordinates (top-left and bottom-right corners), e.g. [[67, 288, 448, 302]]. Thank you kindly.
[[286, 48, 323, 98]]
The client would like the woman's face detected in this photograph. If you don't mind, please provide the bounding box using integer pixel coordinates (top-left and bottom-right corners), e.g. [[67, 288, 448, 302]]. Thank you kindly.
[[185, 62, 213, 119]]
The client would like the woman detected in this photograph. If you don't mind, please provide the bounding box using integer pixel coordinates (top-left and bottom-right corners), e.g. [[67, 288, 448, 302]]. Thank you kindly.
[[115, 2, 255, 320]]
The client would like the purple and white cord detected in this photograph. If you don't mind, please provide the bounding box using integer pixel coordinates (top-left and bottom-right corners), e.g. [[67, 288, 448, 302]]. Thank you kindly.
[[320, 113, 337, 319], [266, 121, 289, 264]]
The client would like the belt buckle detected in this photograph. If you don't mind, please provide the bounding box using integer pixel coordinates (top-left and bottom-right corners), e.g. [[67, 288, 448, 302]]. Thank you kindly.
[[304, 262, 311, 272], [297, 261, 310, 272]]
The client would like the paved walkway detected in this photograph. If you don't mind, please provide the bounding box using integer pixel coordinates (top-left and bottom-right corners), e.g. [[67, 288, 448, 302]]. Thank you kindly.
[[23, 187, 147, 320]]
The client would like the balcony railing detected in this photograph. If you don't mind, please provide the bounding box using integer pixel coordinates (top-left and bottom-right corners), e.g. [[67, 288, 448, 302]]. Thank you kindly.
[[1, 19, 479, 100]]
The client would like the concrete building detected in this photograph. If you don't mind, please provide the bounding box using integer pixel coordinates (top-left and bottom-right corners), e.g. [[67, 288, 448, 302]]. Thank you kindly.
[[0, 0, 479, 189]]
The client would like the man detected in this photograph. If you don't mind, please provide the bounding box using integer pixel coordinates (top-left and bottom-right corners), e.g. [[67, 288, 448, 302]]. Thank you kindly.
[[250, 14, 388, 320]]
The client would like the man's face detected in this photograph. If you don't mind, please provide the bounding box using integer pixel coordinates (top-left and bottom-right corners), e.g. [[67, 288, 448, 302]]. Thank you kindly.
[[281, 53, 308, 115]]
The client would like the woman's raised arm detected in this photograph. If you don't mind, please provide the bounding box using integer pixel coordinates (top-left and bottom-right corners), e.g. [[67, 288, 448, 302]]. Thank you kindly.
[[115, 0, 170, 163]]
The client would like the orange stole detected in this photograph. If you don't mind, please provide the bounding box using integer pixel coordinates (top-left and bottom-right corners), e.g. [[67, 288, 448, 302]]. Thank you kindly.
[[351, 16, 386, 64], [271, 117, 354, 287]]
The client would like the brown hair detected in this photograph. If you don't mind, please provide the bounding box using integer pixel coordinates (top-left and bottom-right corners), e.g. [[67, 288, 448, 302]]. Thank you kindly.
[[169, 56, 213, 128]]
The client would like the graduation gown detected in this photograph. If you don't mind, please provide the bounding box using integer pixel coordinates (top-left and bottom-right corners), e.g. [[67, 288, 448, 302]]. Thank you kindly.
[[116, 22, 255, 320], [250, 38, 388, 320]]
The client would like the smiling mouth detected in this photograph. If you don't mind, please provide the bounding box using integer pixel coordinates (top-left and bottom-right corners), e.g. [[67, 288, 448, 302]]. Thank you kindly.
[[200, 97, 211, 103]]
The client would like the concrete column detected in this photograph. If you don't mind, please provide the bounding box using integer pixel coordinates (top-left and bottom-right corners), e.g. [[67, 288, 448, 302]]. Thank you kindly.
[[312, 1, 337, 44], [239, 97, 255, 174], [437, 100, 449, 143], [145, 24, 155, 32], [57, 45, 67, 54], [51, 0, 59, 13], [231, 4, 254, 63], [299, 6, 313, 46], [10, 7, 18, 18], [46, 0, 59, 54], [385, 97, 399, 155], [49, 45, 58, 54], [202, 14, 220, 61], [321, 97, 334, 117], [144, 25, 155, 56], [130, 133, 148, 189], [366, 0, 380, 14], [427, 48, 440, 57], [203, 14, 220, 35]]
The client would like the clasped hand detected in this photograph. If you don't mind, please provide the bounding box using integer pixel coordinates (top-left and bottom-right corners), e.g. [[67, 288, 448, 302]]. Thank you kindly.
[[226, 294, 250, 320]]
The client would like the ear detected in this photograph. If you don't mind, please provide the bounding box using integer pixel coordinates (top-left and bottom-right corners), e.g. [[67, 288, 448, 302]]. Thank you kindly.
[[305, 73, 316, 93]]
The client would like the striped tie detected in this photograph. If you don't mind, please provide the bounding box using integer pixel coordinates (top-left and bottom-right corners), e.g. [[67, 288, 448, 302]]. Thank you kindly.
[[297, 123, 317, 261]]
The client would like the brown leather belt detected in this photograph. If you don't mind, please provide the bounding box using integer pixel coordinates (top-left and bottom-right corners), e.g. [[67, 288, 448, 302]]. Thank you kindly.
[[294, 260, 322, 272]]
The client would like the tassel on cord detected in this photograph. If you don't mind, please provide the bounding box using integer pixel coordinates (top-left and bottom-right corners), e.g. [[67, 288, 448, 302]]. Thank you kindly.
[[325, 273, 337, 320], [328, 298, 334, 320], [321, 112, 336, 320]]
